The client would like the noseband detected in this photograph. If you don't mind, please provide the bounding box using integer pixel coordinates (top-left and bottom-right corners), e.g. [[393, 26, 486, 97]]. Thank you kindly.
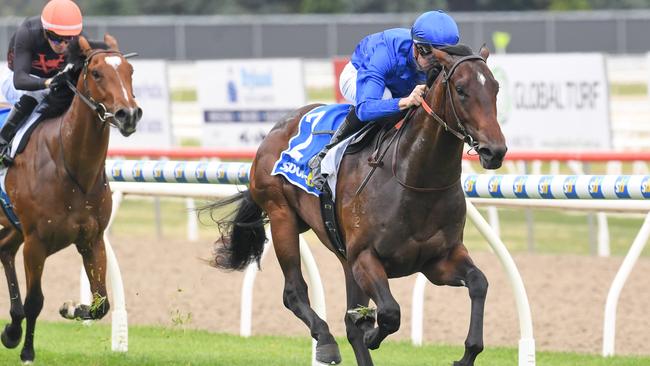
[[64, 50, 137, 126], [420, 54, 486, 151]]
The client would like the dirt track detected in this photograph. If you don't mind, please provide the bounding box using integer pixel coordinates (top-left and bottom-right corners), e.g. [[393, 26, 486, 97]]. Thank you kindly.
[[1, 233, 649, 356]]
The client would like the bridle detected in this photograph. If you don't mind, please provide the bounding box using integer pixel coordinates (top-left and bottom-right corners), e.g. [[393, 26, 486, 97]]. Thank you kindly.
[[58, 48, 136, 194], [391, 54, 487, 193], [420, 54, 486, 151], [64, 50, 137, 126]]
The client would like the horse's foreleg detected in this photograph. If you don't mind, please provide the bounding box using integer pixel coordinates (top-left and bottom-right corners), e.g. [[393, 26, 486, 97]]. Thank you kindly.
[[422, 245, 487, 366], [351, 249, 400, 350], [269, 208, 341, 365], [0, 230, 24, 349], [343, 264, 374, 366], [20, 238, 47, 363], [61, 238, 110, 320]]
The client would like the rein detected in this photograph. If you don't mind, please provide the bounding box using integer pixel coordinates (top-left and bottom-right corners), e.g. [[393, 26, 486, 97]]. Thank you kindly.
[[59, 49, 136, 194], [358, 54, 486, 194]]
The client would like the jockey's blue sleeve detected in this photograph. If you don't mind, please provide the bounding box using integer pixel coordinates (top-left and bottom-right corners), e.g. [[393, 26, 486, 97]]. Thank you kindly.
[[354, 43, 401, 122]]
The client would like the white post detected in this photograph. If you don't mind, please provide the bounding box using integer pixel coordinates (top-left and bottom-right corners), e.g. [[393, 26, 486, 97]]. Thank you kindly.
[[185, 198, 199, 242], [240, 229, 272, 337], [602, 211, 650, 356], [465, 200, 536, 366], [298, 235, 328, 366], [105, 191, 128, 352], [410, 273, 428, 346], [597, 213, 610, 257]]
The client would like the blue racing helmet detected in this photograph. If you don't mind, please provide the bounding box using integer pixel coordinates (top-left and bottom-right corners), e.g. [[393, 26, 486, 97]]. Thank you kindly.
[[411, 10, 460, 47]]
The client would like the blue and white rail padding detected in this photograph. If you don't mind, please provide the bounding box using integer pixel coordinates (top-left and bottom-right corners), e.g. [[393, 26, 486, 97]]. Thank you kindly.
[[462, 174, 650, 200], [106, 160, 252, 185]]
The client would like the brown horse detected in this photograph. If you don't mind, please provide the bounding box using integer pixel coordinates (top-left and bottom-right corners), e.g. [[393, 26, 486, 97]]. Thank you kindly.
[[208, 45, 505, 366], [0, 35, 141, 363]]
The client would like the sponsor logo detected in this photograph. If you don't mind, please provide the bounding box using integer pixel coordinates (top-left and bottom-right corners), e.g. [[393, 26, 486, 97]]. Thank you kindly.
[[195, 163, 208, 183], [614, 176, 630, 199], [153, 162, 165, 182], [279, 162, 310, 180], [111, 161, 124, 181], [563, 176, 578, 199], [641, 176, 650, 199], [538, 176, 554, 199], [174, 163, 187, 183], [132, 161, 144, 182], [513, 175, 528, 198], [464, 175, 479, 197], [588, 176, 604, 199], [238, 164, 250, 184], [488, 176, 503, 198]]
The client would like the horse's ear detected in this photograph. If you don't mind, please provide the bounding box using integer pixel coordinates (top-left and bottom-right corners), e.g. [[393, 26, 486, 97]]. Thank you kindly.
[[479, 44, 490, 61], [430, 48, 454, 67], [104, 34, 120, 52], [78, 36, 92, 57]]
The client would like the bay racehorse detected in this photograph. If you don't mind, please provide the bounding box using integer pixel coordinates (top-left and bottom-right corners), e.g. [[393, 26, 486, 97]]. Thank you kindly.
[[207, 45, 505, 366], [0, 34, 141, 363]]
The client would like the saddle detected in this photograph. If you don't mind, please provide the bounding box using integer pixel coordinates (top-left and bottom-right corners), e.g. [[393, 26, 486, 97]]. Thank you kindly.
[[319, 109, 408, 258]]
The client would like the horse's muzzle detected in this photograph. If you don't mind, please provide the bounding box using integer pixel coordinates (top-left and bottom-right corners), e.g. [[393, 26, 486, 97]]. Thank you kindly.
[[478, 144, 507, 169], [114, 107, 143, 137]]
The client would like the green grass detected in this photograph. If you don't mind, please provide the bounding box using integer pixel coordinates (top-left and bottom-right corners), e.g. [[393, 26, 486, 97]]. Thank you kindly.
[[610, 83, 647, 96], [0, 321, 646, 365]]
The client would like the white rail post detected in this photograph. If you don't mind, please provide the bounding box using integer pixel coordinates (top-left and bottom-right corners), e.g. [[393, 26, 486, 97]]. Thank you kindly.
[[239, 229, 272, 337], [185, 198, 199, 242], [466, 200, 536, 366], [78, 190, 128, 352], [410, 273, 428, 346], [602, 211, 650, 356], [105, 191, 128, 352]]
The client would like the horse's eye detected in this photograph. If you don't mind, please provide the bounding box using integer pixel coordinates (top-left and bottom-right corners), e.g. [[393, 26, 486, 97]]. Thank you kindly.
[[455, 86, 467, 97], [91, 70, 101, 79]]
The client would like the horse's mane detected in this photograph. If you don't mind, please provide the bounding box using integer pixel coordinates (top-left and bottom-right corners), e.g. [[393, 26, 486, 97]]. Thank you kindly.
[[426, 43, 475, 87], [38, 39, 110, 120]]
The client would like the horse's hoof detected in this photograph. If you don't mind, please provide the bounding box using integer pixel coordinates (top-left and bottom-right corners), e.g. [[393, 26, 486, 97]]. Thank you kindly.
[[1, 324, 22, 349], [315, 342, 342, 365], [59, 301, 78, 320], [20, 347, 34, 364], [363, 328, 381, 350]]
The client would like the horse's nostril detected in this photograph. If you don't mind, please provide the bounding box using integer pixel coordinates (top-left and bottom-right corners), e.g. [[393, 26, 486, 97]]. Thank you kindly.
[[478, 147, 494, 159], [114, 109, 128, 122], [135, 107, 143, 122]]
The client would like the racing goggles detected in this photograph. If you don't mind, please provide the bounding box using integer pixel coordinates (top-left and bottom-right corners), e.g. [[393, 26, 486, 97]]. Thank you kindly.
[[45, 30, 75, 45], [415, 43, 434, 56]]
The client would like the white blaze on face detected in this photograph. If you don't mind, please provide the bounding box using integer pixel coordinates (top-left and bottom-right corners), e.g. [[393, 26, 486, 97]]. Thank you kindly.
[[477, 71, 486, 86], [104, 56, 129, 100]]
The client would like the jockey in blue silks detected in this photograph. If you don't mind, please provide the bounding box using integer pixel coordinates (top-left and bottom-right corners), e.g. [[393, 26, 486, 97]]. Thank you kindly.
[[309, 10, 460, 189]]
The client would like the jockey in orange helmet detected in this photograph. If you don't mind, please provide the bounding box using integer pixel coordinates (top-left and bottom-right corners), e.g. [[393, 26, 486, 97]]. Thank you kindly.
[[0, 0, 83, 166]]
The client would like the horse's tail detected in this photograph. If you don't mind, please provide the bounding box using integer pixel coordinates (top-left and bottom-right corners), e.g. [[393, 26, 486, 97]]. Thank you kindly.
[[201, 190, 268, 271]]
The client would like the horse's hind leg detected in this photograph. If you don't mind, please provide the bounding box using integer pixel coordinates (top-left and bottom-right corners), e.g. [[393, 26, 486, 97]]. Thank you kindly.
[[343, 265, 374, 366], [268, 207, 341, 364], [351, 249, 401, 350], [0, 228, 24, 349], [61, 238, 110, 320], [422, 244, 487, 366]]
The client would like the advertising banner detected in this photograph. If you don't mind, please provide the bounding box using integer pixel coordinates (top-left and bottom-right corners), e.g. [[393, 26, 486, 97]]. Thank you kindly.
[[196, 59, 306, 148], [489, 53, 611, 150]]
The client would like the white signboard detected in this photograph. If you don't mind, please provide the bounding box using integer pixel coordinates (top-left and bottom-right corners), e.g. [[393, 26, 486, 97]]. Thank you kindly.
[[196, 59, 306, 148], [489, 53, 611, 151], [109, 60, 172, 148]]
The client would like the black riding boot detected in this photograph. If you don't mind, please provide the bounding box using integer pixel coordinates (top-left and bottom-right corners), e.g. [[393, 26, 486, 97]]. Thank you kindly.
[[309, 109, 364, 190], [0, 95, 38, 167]]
